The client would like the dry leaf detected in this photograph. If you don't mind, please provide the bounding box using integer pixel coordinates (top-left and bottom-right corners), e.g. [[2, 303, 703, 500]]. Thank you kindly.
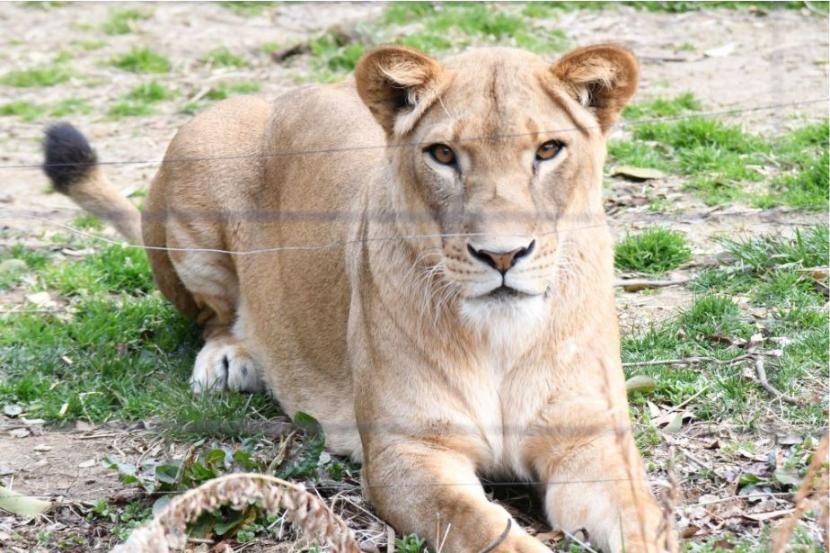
[[0, 485, 51, 517], [626, 375, 657, 394], [612, 166, 666, 181]]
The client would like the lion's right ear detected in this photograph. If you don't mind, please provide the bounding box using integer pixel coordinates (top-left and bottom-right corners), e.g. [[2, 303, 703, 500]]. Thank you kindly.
[[355, 46, 447, 137]]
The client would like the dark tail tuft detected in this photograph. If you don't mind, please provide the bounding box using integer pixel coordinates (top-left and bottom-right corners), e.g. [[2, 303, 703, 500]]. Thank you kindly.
[[43, 122, 98, 192]]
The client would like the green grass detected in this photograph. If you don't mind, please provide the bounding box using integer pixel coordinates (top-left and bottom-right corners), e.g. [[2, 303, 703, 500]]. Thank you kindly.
[[51, 97, 92, 117], [182, 81, 261, 114], [0, 101, 45, 121], [0, 245, 49, 290], [0, 243, 278, 431], [76, 39, 106, 51], [623, 92, 701, 120], [628, 225, 830, 426], [111, 48, 171, 74], [612, 114, 828, 207], [0, 64, 69, 87], [204, 47, 247, 68], [219, 1, 277, 16], [304, 3, 567, 81], [102, 8, 150, 35], [108, 81, 174, 118], [615, 227, 692, 273], [755, 121, 829, 210], [0, 97, 91, 122], [260, 41, 280, 56], [519, 1, 807, 16]]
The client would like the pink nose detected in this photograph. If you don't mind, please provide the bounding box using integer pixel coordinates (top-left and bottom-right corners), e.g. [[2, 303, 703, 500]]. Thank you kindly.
[[467, 240, 535, 274]]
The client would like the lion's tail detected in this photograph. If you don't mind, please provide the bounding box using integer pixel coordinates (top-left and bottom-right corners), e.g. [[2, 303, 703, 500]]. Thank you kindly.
[[42, 122, 143, 243]]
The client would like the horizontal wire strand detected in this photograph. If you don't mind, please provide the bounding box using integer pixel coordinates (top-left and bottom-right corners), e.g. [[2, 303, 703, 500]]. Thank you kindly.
[[0, 97, 825, 171]]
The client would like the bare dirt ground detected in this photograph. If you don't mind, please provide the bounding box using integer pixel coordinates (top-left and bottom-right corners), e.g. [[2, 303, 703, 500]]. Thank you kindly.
[[0, 2, 828, 552]]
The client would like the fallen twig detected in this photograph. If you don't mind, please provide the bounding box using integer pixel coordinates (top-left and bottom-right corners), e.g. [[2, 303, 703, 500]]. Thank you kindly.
[[622, 354, 752, 368], [753, 355, 800, 405], [615, 277, 690, 292]]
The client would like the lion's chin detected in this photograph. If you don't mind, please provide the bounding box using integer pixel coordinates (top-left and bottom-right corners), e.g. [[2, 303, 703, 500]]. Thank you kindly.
[[458, 291, 548, 340]]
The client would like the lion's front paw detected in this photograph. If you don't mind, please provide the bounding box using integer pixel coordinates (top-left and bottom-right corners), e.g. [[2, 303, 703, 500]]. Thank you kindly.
[[191, 339, 264, 393]]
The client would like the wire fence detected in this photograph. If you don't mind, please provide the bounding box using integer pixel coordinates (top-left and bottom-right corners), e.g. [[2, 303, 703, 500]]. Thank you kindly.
[[2, 96, 827, 256], [0, 95, 826, 507], [0, 97, 826, 172]]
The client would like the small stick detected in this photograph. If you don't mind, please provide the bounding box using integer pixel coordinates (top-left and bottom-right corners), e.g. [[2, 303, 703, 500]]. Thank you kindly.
[[615, 278, 690, 291], [753, 356, 800, 405], [623, 354, 752, 368]]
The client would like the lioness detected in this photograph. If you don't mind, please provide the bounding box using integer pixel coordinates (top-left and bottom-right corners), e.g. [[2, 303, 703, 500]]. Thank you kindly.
[[43, 44, 668, 552]]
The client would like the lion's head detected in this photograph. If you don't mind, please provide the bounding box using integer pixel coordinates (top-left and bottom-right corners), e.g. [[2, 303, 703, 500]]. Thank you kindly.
[[355, 45, 638, 329]]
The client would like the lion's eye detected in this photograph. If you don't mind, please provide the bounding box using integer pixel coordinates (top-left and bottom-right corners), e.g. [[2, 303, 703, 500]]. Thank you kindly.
[[535, 140, 564, 162], [426, 143, 457, 166]]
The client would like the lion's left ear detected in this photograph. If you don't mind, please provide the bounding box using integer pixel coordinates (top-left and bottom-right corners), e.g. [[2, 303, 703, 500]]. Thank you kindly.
[[355, 46, 448, 137], [550, 44, 639, 134]]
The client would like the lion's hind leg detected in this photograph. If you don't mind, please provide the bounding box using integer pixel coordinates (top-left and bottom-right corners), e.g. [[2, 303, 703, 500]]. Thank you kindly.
[[164, 224, 263, 394]]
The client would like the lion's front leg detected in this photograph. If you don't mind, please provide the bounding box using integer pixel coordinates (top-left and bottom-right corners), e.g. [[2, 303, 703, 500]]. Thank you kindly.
[[525, 403, 667, 553], [363, 439, 551, 553]]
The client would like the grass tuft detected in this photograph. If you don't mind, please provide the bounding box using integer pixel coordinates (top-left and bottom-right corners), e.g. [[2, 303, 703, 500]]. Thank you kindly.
[[108, 81, 174, 118], [204, 47, 248, 68], [0, 64, 69, 87], [0, 97, 91, 122], [615, 227, 692, 274], [102, 8, 150, 35], [219, 1, 276, 16], [111, 48, 171, 74], [182, 81, 261, 114], [623, 92, 701, 120]]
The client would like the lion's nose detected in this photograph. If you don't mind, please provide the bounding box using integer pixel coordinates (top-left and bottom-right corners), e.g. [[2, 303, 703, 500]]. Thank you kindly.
[[467, 240, 535, 274]]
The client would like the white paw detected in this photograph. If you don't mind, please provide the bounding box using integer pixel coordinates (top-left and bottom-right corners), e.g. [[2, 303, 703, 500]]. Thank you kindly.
[[191, 340, 264, 394]]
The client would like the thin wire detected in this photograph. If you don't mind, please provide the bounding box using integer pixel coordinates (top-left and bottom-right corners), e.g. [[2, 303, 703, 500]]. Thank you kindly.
[[27, 217, 611, 256], [2, 97, 826, 172]]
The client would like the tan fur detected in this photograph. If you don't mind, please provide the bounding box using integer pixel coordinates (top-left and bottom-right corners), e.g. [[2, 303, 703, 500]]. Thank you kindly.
[[62, 45, 669, 552]]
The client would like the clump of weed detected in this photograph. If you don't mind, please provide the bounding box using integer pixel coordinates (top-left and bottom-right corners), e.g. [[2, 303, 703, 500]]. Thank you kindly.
[[680, 295, 752, 341], [615, 227, 692, 273], [182, 81, 261, 114], [0, 101, 45, 121], [108, 81, 174, 118], [111, 48, 171, 74], [0, 64, 69, 87], [102, 8, 150, 35], [219, 1, 276, 16], [76, 39, 106, 51], [757, 121, 829, 210], [50, 97, 92, 117], [0, 97, 91, 122], [623, 92, 701, 120], [718, 225, 828, 274], [204, 47, 247, 68]]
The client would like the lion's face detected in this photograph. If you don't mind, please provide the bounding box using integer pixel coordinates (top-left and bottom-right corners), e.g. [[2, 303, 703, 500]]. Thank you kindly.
[[356, 45, 638, 325]]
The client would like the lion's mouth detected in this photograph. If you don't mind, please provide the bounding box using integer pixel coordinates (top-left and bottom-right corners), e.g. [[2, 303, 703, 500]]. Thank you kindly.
[[475, 285, 536, 301]]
